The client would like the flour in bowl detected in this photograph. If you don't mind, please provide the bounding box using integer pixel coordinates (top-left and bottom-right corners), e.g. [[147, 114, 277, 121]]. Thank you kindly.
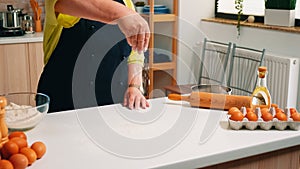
[[5, 102, 43, 129]]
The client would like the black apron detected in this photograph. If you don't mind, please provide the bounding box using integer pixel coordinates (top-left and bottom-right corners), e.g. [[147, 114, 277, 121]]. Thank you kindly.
[[37, 0, 131, 113]]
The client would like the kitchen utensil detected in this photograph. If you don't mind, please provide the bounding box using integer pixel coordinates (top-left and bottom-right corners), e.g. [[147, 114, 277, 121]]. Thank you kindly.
[[191, 84, 232, 94], [168, 92, 251, 110], [3, 92, 50, 131], [1, 5, 24, 29]]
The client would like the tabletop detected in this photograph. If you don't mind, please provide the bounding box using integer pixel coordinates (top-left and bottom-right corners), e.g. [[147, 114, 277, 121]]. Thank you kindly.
[[25, 97, 300, 169]]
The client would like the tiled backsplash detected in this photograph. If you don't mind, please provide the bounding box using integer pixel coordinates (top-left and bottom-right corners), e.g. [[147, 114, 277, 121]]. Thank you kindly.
[[0, 0, 45, 26]]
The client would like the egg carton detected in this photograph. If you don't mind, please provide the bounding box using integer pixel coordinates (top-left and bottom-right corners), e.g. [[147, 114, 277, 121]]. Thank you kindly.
[[228, 107, 300, 130]]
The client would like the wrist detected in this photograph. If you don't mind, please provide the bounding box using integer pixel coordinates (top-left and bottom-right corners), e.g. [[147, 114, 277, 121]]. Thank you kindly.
[[128, 84, 144, 94]]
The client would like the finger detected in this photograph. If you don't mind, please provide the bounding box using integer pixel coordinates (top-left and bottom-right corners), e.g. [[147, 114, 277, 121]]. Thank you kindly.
[[144, 31, 150, 51], [130, 34, 138, 52], [141, 98, 147, 109], [128, 95, 135, 110], [123, 95, 128, 107], [136, 33, 145, 54], [134, 97, 141, 109]]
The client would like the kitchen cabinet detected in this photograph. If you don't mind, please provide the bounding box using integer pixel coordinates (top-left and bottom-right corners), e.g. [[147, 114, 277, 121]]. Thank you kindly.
[[0, 42, 44, 94], [142, 0, 178, 98]]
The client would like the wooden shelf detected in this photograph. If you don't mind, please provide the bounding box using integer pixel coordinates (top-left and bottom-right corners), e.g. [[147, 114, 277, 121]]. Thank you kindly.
[[145, 0, 178, 98], [151, 62, 176, 71], [141, 14, 176, 22]]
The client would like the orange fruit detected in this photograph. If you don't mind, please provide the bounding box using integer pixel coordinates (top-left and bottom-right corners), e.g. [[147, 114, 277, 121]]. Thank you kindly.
[[3, 141, 19, 158], [8, 132, 27, 141], [291, 113, 300, 122], [230, 111, 244, 121], [0, 159, 13, 169], [31, 141, 46, 159], [9, 153, 28, 169], [261, 112, 273, 122], [275, 112, 287, 121], [10, 137, 28, 150], [19, 147, 37, 165], [246, 112, 258, 121]]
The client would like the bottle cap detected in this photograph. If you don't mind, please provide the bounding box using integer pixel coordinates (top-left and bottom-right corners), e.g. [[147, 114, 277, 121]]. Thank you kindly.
[[258, 66, 267, 78], [258, 66, 267, 72]]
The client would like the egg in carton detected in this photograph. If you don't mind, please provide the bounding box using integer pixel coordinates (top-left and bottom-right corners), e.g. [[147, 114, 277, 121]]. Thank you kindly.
[[228, 106, 300, 130]]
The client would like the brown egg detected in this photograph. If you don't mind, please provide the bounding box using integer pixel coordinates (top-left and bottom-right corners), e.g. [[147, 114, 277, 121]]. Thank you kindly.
[[9, 154, 28, 169], [291, 113, 300, 122], [230, 111, 244, 121], [246, 112, 258, 121], [3, 141, 19, 158], [0, 159, 14, 169], [19, 147, 37, 165], [31, 141, 46, 159], [228, 107, 240, 116], [10, 137, 28, 150], [275, 112, 287, 121], [8, 131, 27, 141], [260, 108, 270, 115], [290, 108, 298, 115], [261, 112, 273, 122]]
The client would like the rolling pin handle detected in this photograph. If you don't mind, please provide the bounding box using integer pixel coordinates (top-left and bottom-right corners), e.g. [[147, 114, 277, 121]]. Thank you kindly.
[[168, 94, 189, 101]]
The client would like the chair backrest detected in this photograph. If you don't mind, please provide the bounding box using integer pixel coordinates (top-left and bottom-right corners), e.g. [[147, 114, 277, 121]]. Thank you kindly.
[[198, 38, 232, 85], [227, 44, 266, 96]]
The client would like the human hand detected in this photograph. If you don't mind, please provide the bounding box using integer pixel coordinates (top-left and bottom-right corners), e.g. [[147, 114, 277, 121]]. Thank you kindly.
[[123, 86, 149, 109], [117, 13, 150, 54]]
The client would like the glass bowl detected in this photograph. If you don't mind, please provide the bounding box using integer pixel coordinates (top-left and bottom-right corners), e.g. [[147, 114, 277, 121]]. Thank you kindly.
[[3, 92, 50, 131]]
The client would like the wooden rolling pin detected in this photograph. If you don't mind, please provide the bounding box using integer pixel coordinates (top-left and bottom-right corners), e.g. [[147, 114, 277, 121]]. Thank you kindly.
[[168, 92, 252, 110]]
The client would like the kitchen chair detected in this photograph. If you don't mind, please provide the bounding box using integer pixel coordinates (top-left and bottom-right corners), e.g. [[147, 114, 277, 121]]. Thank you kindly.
[[226, 44, 265, 96], [164, 38, 232, 94]]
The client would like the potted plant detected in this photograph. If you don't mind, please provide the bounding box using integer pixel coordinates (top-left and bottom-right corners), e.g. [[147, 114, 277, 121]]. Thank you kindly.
[[134, 1, 145, 14], [265, 0, 297, 26], [235, 0, 243, 36]]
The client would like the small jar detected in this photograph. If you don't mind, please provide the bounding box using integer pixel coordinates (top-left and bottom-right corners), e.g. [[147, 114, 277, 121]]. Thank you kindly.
[[22, 15, 34, 34]]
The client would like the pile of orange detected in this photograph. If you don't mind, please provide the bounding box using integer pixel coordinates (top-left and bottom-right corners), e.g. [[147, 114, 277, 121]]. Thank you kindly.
[[0, 131, 46, 169]]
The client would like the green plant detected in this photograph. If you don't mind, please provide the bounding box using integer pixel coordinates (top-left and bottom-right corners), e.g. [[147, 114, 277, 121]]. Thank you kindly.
[[235, 0, 243, 36], [265, 0, 297, 10]]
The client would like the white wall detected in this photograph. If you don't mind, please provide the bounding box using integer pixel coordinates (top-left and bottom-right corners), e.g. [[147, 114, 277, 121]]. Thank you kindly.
[[177, 0, 300, 108]]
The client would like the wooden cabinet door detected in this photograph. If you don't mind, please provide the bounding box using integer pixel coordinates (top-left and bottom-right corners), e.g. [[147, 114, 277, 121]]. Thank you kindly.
[[0, 43, 31, 94], [28, 42, 44, 93]]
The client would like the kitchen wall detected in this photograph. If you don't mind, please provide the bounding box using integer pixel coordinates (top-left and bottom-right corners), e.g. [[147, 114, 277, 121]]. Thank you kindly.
[[177, 0, 300, 108], [0, 0, 45, 25]]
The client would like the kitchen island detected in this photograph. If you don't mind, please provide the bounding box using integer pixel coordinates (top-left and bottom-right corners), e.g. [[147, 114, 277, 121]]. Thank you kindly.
[[25, 97, 300, 169]]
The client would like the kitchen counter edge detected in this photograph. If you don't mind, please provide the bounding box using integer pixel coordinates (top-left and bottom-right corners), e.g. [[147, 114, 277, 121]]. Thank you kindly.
[[0, 32, 43, 44]]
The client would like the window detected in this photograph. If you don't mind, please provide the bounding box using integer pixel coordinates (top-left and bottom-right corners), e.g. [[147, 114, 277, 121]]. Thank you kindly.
[[215, 0, 300, 25]]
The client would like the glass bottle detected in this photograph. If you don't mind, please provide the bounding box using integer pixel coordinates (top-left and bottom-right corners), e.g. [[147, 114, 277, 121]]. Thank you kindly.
[[142, 60, 150, 98], [251, 66, 272, 109]]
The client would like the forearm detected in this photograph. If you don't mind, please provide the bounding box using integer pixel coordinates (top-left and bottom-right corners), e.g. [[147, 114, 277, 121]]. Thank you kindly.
[[55, 0, 135, 24]]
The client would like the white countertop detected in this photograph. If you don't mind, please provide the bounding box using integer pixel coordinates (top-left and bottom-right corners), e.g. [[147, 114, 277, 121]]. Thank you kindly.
[[25, 98, 300, 169], [0, 32, 43, 44]]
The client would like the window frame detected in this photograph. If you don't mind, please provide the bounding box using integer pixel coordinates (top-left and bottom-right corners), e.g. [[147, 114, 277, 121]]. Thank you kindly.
[[214, 0, 300, 26]]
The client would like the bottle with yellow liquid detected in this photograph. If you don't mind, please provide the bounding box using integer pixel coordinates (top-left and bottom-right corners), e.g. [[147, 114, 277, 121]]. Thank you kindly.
[[251, 66, 272, 109]]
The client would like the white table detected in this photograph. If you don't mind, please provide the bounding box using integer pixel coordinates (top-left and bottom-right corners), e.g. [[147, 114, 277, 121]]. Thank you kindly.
[[25, 98, 300, 169]]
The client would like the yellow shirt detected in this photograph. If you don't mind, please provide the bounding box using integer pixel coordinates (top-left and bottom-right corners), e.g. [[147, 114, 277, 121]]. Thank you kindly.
[[44, 0, 144, 65]]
